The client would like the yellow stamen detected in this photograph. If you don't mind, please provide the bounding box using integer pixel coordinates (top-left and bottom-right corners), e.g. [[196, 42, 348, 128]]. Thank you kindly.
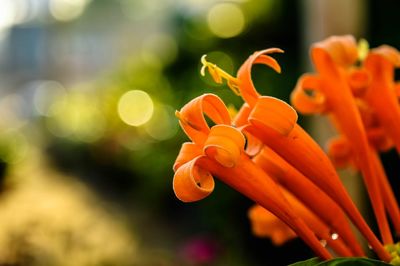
[[357, 38, 369, 62], [200, 55, 241, 96]]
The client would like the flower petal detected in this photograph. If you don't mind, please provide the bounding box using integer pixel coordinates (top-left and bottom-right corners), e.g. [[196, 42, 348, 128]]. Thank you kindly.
[[177, 94, 231, 144], [237, 48, 283, 107], [173, 156, 215, 202], [173, 142, 203, 172], [291, 74, 327, 114], [248, 96, 298, 136], [312, 35, 358, 67], [204, 125, 245, 168]]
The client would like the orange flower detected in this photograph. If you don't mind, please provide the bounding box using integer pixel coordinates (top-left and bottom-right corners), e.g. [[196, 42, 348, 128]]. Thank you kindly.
[[291, 35, 393, 246], [202, 47, 391, 261], [173, 94, 332, 260], [248, 204, 297, 246], [362, 45, 400, 153]]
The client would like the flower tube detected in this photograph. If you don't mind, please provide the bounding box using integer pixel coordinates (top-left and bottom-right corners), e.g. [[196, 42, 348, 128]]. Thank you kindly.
[[292, 35, 393, 245], [327, 136, 400, 235], [173, 94, 332, 260], [248, 187, 353, 257], [253, 146, 364, 256]]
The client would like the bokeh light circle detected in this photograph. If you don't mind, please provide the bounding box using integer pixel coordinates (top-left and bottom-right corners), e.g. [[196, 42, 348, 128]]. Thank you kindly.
[[50, 0, 89, 22], [144, 104, 178, 141], [118, 90, 154, 127], [207, 3, 245, 38]]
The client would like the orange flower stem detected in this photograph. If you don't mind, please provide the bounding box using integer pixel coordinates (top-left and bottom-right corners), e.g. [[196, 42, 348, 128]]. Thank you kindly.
[[195, 155, 333, 260], [278, 190, 355, 257], [253, 146, 364, 256], [330, 110, 392, 245], [244, 123, 391, 262], [279, 187, 355, 256]]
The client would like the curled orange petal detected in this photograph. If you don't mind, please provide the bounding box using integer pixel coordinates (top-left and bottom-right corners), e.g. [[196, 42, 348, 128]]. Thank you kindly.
[[248, 96, 298, 136], [176, 93, 231, 144], [291, 74, 327, 114], [204, 125, 245, 168], [312, 35, 358, 67], [173, 156, 215, 202], [173, 142, 203, 172], [253, 54, 282, 73], [232, 104, 264, 157], [236, 48, 284, 107]]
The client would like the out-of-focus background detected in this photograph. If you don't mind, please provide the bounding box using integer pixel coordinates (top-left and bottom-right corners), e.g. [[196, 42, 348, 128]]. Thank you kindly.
[[0, 0, 399, 265]]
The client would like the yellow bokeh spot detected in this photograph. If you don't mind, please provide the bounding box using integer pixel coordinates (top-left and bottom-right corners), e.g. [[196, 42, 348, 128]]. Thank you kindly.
[[207, 3, 245, 38], [118, 90, 154, 127], [50, 0, 89, 22]]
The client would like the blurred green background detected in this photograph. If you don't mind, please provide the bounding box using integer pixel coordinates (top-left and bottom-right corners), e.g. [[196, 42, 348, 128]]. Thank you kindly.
[[0, 0, 399, 265]]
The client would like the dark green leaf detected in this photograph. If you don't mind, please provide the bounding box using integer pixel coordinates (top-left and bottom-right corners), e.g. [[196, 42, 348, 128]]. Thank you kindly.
[[289, 257, 321, 266], [289, 257, 392, 266]]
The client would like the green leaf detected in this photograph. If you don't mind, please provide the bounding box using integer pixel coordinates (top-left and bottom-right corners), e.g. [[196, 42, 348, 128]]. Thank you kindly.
[[289, 257, 392, 266], [289, 257, 321, 266]]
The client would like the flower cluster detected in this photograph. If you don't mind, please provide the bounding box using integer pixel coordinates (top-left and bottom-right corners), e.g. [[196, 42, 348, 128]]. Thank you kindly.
[[172, 35, 400, 263]]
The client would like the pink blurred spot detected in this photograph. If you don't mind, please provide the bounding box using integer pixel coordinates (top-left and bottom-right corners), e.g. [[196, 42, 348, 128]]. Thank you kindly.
[[179, 236, 222, 265]]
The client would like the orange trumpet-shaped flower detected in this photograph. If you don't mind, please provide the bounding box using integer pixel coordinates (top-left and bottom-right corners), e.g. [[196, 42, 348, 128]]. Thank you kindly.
[[173, 94, 332, 260], [292, 35, 392, 245], [201, 48, 391, 261], [362, 45, 400, 153]]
